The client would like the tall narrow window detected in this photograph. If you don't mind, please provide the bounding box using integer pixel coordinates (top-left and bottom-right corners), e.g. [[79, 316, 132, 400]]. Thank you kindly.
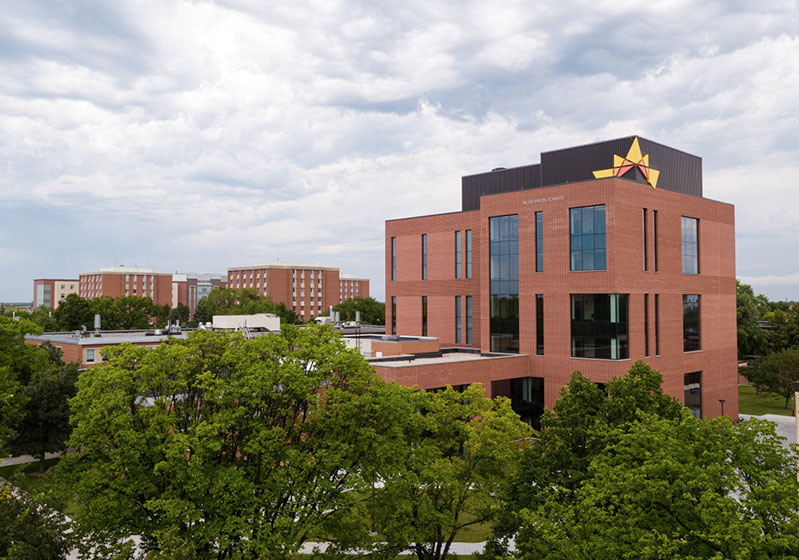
[[655, 293, 660, 355], [653, 210, 659, 272], [536, 294, 544, 355], [683, 294, 701, 351], [422, 234, 428, 280], [644, 293, 650, 357], [681, 217, 699, 274], [422, 296, 428, 336], [570, 205, 606, 271], [455, 231, 462, 279], [489, 215, 519, 353], [643, 208, 648, 271], [391, 296, 397, 335], [391, 237, 397, 281], [535, 211, 543, 272], [466, 296, 473, 345], [455, 296, 462, 344], [465, 230, 473, 279], [684, 371, 702, 418]]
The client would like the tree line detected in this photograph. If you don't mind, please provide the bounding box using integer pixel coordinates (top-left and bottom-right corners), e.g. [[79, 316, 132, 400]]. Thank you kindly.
[[3, 322, 799, 559], [737, 280, 799, 407]]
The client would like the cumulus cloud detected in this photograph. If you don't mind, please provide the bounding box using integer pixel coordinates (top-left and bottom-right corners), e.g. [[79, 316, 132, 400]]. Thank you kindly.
[[1, 0, 799, 302]]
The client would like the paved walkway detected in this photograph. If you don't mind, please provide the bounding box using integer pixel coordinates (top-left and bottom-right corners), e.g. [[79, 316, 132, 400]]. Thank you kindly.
[[0, 451, 63, 467], [740, 413, 797, 450]]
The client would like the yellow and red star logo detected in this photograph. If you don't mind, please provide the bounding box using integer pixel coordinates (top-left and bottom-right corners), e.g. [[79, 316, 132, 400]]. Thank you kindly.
[[593, 137, 660, 188]]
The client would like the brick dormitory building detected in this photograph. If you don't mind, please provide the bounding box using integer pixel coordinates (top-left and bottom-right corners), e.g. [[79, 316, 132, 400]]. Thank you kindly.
[[381, 136, 736, 424]]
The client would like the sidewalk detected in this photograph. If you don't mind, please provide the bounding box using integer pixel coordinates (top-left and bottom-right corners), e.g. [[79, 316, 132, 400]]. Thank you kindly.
[[740, 413, 797, 450], [0, 451, 63, 467]]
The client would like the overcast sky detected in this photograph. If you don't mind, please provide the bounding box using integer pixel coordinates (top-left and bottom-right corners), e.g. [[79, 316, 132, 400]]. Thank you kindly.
[[2, 0, 799, 303]]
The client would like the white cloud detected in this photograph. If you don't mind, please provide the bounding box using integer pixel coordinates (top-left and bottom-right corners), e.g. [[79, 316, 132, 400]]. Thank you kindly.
[[1, 0, 799, 302]]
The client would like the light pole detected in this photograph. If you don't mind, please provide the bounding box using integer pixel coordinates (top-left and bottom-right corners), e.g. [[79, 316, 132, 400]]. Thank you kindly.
[[719, 399, 725, 417]]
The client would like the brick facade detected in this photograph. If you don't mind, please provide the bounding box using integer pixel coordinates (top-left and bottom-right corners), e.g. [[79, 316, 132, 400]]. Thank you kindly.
[[385, 137, 737, 420]]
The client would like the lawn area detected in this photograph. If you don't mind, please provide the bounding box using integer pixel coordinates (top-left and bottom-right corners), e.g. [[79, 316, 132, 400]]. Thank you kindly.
[[738, 385, 794, 416], [0, 456, 81, 518]]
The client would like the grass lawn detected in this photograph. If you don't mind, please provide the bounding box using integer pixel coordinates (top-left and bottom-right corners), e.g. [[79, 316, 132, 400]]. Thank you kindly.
[[0, 456, 81, 518], [738, 385, 794, 416]]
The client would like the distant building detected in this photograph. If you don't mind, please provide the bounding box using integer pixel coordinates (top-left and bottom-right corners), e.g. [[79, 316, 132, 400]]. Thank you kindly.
[[25, 314, 279, 369], [172, 273, 226, 317], [33, 278, 79, 308], [339, 273, 370, 302], [227, 262, 370, 322], [79, 266, 172, 307], [385, 136, 737, 423]]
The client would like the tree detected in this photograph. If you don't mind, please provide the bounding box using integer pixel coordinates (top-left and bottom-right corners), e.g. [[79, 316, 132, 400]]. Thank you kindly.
[[9, 364, 79, 472], [736, 280, 770, 359], [0, 484, 74, 559], [193, 287, 301, 326], [53, 293, 93, 331], [749, 348, 799, 408], [111, 296, 157, 330], [0, 367, 26, 452], [368, 385, 531, 560], [513, 413, 799, 559], [0, 316, 48, 451], [169, 303, 191, 326], [26, 305, 60, 332], [59, 325, 409, 558], [322, 297, 385, 325], [763, 304, 799, 352], [485, 362, 683, 556]]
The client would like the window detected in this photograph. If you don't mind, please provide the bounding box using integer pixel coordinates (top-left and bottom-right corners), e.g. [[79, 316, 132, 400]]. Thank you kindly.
[[644, 293, 650, 357], [455, 231, 462, 279], [391, 237, 397, 281], [536, 294, 544, 355], [391, 296, 397, 335], [535, 211, 543, 272], [489, 215, 519, 353], [683, 294, 701, 352], [422, 296, 428, 336], [466, 296, 473, 345], [571, 294, 629, 360], [86, 349, 95, 363], [653, 210, 659, 272], [570, 205, 606, 271], [682, 216, 699, 274], [643, 208, 648, 271], [684, 371, 702, 418], [466, 230, 473, 279], [455, 296, 462, 344], [422, 234, 428, 280]]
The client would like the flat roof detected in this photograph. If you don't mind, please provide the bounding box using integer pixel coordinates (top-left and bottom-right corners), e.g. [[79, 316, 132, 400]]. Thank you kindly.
[[369, 350, 527, 367], [228, 262, 340, 272], [26, 331, 185, 346]]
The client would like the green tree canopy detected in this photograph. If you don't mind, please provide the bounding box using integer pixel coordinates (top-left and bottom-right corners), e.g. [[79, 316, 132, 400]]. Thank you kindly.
[[52, 293, 93, 331], [191, 287, 300, 326], [748, 347, 799, 408], [321, 296, 385, 325], [9, 363, 79, 472], [514, 413, 799, 559], [0, 484, 74, 559], [367, 385, 532, 560], [59, 325, 409, 558], [736, 280, 770, 359]]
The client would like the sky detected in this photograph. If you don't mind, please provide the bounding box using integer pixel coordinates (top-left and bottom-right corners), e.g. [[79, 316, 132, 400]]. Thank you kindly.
[[2, 0, 799, 303]]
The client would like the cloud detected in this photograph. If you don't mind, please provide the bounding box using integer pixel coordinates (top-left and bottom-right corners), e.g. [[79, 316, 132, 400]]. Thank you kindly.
[[1, 0, 799, 302]]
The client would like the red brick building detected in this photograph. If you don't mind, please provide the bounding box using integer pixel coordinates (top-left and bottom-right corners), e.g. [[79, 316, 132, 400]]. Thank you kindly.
[[33, 278, 79, 308], [171, 273, 226, 318], [79, 267, 173, 308], [385, 136, 737, 423], [227, 263, 370, 322]]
